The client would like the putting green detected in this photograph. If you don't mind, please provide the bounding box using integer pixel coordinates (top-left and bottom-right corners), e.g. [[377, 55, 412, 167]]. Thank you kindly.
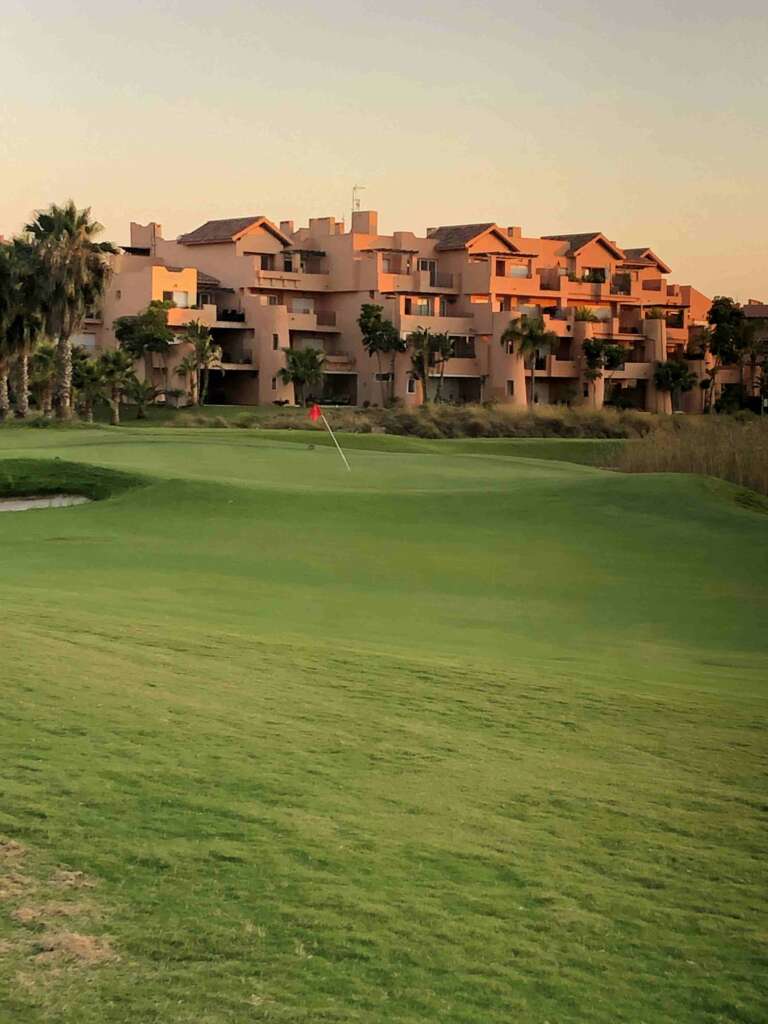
[[1, 427, 766, 1023]]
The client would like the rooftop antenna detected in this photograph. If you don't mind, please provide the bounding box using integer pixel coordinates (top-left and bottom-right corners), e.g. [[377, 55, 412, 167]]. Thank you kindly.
[[351, 184, 365, 229]]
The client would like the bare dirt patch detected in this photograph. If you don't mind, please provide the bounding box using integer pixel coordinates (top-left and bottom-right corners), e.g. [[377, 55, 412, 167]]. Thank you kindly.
[[12, 902, 90, 927], [0, 840, 26, 861], [51, 869, 96, 891], [33, 931, 116, 966]]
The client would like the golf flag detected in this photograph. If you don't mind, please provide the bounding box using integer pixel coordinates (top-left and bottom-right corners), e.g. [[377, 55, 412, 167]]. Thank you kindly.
[[308, 404, 351, 472]]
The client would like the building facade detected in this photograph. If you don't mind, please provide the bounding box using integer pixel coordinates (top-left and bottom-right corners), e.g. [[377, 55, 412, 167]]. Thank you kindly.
[[78, 210, 734, 413]]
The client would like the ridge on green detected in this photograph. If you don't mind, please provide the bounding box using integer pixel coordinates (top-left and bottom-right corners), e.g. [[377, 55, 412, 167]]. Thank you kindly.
[[1, 427, 766, 1024]]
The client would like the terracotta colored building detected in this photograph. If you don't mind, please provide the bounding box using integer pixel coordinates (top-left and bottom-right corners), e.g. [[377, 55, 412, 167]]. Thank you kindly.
[[78, 210, 734, 413]]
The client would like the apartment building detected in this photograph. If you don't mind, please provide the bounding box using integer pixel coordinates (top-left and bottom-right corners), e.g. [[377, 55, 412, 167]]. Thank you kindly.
[[81, 209, 724, 413]]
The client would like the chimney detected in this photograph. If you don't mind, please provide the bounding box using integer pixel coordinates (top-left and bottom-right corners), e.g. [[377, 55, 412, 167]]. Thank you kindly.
[[352, 210, 378, 235], [280, 220, 294, 236], [130, 222, 161, 253], [507, 226, 522, 239]]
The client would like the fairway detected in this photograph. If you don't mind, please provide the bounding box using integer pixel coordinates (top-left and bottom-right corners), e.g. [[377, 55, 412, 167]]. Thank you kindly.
[[1, 428, 766, 1023]]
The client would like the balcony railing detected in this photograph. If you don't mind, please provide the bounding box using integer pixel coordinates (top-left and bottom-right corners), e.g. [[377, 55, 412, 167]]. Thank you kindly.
[[430, 271, 454, 288], [316, 310, 337, 327]]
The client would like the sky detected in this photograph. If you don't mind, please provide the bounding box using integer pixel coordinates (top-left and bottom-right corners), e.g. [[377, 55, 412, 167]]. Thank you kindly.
[[1, 0, 766, 300]]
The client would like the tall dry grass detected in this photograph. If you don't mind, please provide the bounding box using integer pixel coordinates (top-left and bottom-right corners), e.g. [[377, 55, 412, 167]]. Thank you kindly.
[[173, 404, 658, 440], [616, 416, 768, 496]]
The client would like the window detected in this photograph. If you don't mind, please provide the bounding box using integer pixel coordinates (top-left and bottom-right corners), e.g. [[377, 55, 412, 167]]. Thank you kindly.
[[583, 384, 589, 398], [173, 290, 189, 308], [506, 380, 515, 397], [438, 298, 448, 316], [407, 378, 416, 394], [272, 334, 279, 351], [495, 259, 506, 277], [260, 254, 275, 271], [115, 289, 122, 300], [375, 372, 394, 382], [509, 264, 529, 278], [450, 336, 475, 359], [283, 254, 295, 272], [583, 267, 607, 284], [271, 376, 278, 391], [268, 294, 280, 306], [405, 297, 432, 316], [162, 290, 172, 302]]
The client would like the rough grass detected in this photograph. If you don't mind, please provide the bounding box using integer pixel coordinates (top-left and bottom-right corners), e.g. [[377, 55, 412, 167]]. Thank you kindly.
[[0, 430, 766, 1023], [166, 403, 656, 439], [616, 417, 768, 496]]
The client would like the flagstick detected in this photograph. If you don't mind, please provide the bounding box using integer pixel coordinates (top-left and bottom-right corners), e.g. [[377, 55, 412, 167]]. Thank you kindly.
[[320, 412, 351, 472]]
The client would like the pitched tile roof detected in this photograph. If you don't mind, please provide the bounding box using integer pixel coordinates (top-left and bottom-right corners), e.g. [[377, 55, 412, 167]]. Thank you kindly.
[[427, 222, 522, 252], [178, 216, 265, 245], [427, 223, 495, 250], [622, 247, 671, 274], [744, 303, 768, 318], [542, 232, 625, 259]]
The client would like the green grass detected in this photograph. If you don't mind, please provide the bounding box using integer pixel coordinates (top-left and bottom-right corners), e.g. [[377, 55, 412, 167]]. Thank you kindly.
[[0, 427, 766, 1023]]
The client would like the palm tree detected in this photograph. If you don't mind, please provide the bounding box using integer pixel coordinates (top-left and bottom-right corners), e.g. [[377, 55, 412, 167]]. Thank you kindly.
[[431, 332, 454, 403], [181, 320, 222, 405], [6, 239, 46, 419], [0, 245, 13, 421], [98, 349, 135, 426], [25, 201, 116, 419], [408, 327, 434, 403], [75, 360, 105, 424], [501, 315, 559, 406], [29, 341, 57, 414], [126, 377, 159, 419], [175, 353, 199, 406], [279, 347, 325, 405]]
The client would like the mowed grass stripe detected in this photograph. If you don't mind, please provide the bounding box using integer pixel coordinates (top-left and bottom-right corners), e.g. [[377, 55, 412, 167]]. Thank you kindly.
[[0, 430, 766, 1023]]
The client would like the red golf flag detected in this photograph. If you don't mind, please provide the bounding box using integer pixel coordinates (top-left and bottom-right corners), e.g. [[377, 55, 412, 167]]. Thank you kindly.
[[309, 403, 322, 422]]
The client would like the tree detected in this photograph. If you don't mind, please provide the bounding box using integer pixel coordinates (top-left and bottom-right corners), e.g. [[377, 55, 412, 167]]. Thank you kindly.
[[115, 300, 174, 385], [500, 315, 559, 406], [358, 304, 405, 404], [29, 341, 57, 415], [5, 239, 46, 418], [126, 377, 159, 419], [74, 360, 105, 423], [279, 347, 325, 406], [0, 245, 13, 421], [181, 320, 222, 406], [175, 354, 199, 406], [408, 327, 434, 403], [702, 298, 744, 412], [25, 201, 116, 419], [574, 306, 599, 322], [431, 332, 454, 403], [98, 349, 135, 426], [654, 359, 697, 411]]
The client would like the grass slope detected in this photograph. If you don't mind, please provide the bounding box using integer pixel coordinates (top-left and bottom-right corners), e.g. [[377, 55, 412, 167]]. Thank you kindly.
[[0, 428, 766, 1023]]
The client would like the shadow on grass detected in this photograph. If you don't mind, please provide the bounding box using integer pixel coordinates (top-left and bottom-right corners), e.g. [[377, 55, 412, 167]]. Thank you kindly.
[[0, 459, 147, 502]]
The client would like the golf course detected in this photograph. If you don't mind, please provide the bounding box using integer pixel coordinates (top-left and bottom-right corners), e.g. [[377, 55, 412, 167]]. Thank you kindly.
[[1, 426, 766, 1023]]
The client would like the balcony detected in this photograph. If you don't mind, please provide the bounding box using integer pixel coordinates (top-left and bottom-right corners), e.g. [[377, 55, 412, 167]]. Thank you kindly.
[[611, 362, 653, 380], [463, 261, 534, 295], [324, 351, 356, 371], [399, 313, 475, 337], [167, 304, 217, 328], [251, 264, 330, 292], [287, 309, 338, 332]]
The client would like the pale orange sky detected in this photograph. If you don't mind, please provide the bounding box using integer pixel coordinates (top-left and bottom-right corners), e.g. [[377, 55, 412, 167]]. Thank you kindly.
[[1, 0, 766, 300]]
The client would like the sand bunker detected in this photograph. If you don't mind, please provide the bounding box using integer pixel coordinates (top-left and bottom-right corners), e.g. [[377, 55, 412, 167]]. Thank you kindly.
[[0, 494, 90, 512]]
